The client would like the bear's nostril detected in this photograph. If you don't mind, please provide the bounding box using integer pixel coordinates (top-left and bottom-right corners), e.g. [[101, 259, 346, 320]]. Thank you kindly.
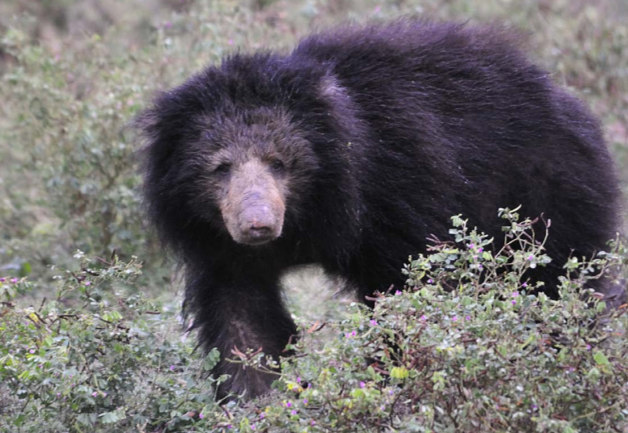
[[249, 226, 271, 235], [247, 225, 274, 241]]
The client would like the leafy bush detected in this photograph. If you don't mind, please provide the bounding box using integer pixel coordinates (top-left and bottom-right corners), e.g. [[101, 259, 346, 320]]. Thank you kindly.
[[0, 252, 225, 433], [2, 212, 626, 432], [236, 211, 628, 433]]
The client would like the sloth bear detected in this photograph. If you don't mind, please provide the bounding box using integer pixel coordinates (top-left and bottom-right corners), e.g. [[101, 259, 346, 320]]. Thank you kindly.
[[137, 20, 621, 398]]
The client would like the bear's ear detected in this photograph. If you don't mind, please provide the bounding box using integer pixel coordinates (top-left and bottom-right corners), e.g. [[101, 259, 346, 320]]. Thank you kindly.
[[316, 73, 363, 137], [319, 73, 346, 101], [134, 90, 191, 168], [134, 102, 168, 164], [133, 104, 159, 142], [317, 73, 356, 118]]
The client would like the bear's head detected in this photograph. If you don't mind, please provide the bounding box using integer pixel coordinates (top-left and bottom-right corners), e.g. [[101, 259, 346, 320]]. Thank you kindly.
[[196, 107, 318, 245], [136, 54, 360, 252]]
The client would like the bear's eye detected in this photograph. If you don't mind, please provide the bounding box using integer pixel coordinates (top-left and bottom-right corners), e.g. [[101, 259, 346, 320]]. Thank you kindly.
[[270, 159, 285, 174], [214, 163, 232, 176]]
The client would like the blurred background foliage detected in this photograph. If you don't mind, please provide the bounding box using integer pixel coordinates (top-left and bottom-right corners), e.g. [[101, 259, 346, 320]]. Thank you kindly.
[[0, 0, 626, 297]]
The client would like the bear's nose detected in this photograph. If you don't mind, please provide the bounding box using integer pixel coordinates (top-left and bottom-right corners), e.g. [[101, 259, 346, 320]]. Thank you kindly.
[[240, 210, 278, 244]]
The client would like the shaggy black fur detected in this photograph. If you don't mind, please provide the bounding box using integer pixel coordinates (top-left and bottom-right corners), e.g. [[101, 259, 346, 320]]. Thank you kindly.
[[137, 20, 621, 398]]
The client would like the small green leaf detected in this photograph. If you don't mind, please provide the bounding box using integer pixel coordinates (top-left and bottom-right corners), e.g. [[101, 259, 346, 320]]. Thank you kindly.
[[19, 262, 32, 277], [390, 367, 409, 380], [593, 351, 610, 367]]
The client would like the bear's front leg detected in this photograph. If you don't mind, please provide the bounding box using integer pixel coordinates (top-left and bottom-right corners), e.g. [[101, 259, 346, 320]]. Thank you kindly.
[[184, 268, 297, 399]]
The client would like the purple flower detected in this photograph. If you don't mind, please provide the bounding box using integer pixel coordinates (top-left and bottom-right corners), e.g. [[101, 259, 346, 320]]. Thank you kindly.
[[291, 410, 297, 415], [10, 278, 18, 283], [527, 255, 534, 261], [511, 300, 516, 305], [228, 39, 234, 45], [395, 290, 402, 296], [29, 349, 35, 354], [84, 281, 91, 286], [478, 247, 483, 253], [0, 278, 5, 282], [311, 420, 316, 426], [56, 393, 61, 398], [259, 413, 265, 419], [251, 424, 256, 431], [478, 264, 483, 269], [296, 376, 301, 383], [522, 282, 528, 288], [427, 278, 434, 284], [586, 344, 592, 351], [512, 292, 519, 297], [303, 399, 308, 404], [466, 316, 471, 321], [469, 243, 475, 249], [285, 401, 292, 408], [452, 316, 458, 322], [360, 381, 366, 388], [199, 413, 204, 419], [370, 319, 378, 326], [164, 21, 172, 28], [92, 392, 98, 397], [420, 315, 427, 321]]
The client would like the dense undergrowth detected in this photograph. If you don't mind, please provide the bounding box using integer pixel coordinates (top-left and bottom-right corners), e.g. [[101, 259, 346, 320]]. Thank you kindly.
[[1, 211, 628, 432], [1, 0, 627, 432]]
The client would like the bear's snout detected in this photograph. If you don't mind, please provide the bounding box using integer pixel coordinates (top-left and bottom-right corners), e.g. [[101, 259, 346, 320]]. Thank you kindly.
[[220, 159, 287, 246], [238, 200, 281, 245]]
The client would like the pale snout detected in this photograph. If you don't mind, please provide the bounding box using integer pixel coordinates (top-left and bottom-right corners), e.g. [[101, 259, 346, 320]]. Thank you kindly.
[[238, 197, 282, 244], [222, 189, 285, 246], [219, 160, 286, 246]]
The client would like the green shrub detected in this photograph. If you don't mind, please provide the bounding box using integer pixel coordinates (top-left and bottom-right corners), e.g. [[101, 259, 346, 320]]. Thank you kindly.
[[0, 27, 163, 273], [239, 210, 628, 433], [2, 212, 626, 432], [0, 252, 225, 433]]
